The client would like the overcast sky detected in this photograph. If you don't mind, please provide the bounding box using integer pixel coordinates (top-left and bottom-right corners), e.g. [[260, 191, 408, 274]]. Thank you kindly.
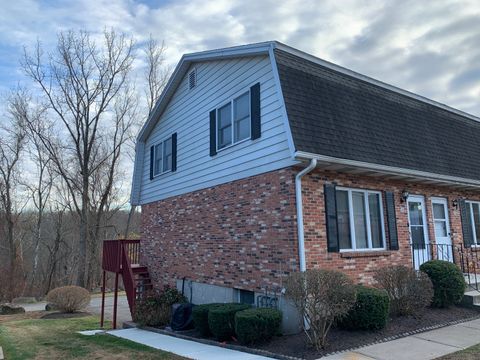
[[1, 0, 480, 116]]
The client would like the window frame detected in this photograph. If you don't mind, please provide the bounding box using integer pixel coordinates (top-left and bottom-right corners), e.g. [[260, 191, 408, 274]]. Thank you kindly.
[[336, 187, 387, 252], [152, 135, 173, 177], [466, 200, 480, 245], [215, 89, 251, 152]]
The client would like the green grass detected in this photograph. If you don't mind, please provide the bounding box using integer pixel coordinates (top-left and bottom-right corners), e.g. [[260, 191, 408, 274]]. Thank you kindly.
[[0, 314, 185, 359], [438, 343, 480, 359]]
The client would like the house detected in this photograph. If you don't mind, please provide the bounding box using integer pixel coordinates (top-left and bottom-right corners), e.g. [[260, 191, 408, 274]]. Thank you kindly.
[[128, 41, 480, 333]]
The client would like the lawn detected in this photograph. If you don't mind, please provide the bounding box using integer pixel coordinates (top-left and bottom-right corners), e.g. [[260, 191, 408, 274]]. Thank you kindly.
[[0, 312, 186, 360], [438, 343, 480, 360]]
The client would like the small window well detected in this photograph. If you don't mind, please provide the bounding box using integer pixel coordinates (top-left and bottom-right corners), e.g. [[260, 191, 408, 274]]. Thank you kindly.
[[188, 69, 197, 90]]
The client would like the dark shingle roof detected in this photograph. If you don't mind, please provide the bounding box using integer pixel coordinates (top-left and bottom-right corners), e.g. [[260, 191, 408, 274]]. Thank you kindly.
[[275, 48, 480, 181]]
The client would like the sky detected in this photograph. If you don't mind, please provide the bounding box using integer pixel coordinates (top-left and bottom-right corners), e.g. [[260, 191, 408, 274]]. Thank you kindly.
[[1, 0, 480, 115]]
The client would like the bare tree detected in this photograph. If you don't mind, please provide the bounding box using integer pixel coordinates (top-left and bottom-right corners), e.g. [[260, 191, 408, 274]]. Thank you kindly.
[[22, 29, 137, 288], [124, 35, 171, 238], [0, 90, 27, 300]]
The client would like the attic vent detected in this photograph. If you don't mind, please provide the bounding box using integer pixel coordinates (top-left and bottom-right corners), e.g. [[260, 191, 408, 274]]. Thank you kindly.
[[188, 69, 197, 90]]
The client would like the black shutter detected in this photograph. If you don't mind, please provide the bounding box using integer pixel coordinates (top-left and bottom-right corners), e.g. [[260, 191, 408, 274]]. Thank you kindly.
[[209, 110, 217, 156], [459, 199, 474, 247], [324, 183, 339, 252], [171, 133, 177, 172], [250, 82, 261, 140], [385, 191, 399, 250], [149, 145, 154, 180]]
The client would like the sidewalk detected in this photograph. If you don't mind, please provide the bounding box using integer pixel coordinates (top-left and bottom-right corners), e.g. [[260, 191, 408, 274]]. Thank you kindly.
[[108, 327, 274, 360], [323, 318, 480, 360]]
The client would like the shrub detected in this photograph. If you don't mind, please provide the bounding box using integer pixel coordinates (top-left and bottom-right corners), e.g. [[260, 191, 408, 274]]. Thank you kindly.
[[208, 303, 251, 340], [420, 260, 466, 308], [0, 304, 25, 315], [134, 285, 187, 327], [46, 286, 91, 313], [339, 286, 389, 330], [192, 303, 223, 337], [285, 269, 356, 350], [374, 265, 433, 316], [234, 308, 282, 344]]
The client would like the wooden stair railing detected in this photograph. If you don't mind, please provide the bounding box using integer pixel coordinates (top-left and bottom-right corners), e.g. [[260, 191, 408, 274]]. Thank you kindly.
[[101, 239, 152, 329]]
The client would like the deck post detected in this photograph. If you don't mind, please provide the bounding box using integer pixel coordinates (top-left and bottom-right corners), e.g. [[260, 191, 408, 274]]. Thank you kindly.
[[100, 270, 106, 327], [113, 272, 119, 329]]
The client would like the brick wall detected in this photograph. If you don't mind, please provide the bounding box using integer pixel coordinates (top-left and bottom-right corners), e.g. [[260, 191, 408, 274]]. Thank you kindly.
[[140, 168, 299, 293], [302, 168, 480, 284], [141, 165, 480, 292]]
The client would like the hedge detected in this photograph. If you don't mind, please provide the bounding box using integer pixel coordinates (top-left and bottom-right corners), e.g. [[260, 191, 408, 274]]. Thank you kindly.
[[339, 285, 390, 330], [208, 303, 251, 340], [420, 260, 466, 308], [234, 308, 282, 344], [192, 303, 222, 337]]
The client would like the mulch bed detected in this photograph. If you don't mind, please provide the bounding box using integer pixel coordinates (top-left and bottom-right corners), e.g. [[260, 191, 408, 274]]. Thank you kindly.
[[255, 306, 480, 359], [41, 311, 91, 319]]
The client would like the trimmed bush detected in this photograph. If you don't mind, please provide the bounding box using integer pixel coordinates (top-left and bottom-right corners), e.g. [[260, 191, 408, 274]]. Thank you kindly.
[[192, 303, 223, 337], [374, 265, 433, 316], [134, 286, 187, 327], [208, 303, 251, 340], [420, 260, 466, 308], [285, 269, 356, 350], [46, 286, 90, 313], [340, 286, 389, 330], [234, 308, 282, 344]]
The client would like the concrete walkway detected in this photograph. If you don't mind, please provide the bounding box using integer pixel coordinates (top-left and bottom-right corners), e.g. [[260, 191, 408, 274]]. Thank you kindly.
[[323, 318, 480, 360], [108, 328, 274, 360], [19, 294, 131, 326]]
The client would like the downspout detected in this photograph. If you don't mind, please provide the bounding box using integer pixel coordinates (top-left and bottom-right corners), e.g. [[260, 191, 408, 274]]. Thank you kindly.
[[295, 158, 317, 272]]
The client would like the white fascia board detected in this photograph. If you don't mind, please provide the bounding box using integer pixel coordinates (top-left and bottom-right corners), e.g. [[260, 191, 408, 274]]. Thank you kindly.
[[295, 151, 480, 188], [274, 42, 480, 124]]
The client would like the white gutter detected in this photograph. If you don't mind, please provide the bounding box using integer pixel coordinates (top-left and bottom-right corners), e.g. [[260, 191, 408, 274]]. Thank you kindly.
[[295, 158, 317, 272]]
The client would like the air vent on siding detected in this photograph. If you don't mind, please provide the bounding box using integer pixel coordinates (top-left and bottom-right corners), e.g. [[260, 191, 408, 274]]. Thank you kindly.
[[188, 69, 197, 90]]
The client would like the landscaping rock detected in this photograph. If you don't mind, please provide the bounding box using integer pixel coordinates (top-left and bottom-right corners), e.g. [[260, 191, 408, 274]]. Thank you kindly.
[[0, 304, 26, 315], [45, 303, 59, 311]]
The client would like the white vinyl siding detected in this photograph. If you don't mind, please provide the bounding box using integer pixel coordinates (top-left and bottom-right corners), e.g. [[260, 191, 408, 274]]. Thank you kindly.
[[139, 55, 296, 204], [336, 187, 386, 251]]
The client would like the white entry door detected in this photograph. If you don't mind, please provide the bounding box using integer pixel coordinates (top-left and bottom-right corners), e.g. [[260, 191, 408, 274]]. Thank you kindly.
[[407, 195, 430, 269], [431, 197, 453, 262]]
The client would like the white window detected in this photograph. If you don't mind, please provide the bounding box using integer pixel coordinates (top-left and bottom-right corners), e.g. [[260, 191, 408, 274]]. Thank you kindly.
[[466, 201, 480, 245], [336, 188, 386, 251], [153, 137, 172, 176], [217, 91, 250, 150]]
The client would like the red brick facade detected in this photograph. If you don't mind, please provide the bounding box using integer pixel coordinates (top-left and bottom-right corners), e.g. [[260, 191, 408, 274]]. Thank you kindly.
[[141, 168, 299, 293], [141, 166, 480, 292]]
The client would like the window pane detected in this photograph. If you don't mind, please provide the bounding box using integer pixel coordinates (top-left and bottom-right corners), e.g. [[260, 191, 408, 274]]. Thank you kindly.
[[434, 221, 447, 237], [473, 203, 480, 244], [234, 117, 250, 142], [368, 193, 383, 248], [336, 190, 351, 250], [408, 202, 423, 225], [433, 203, 445, 220], [154, 144, 162, 175], [234, 93, 249, 121], [218, 103, 232, 149], [352, 192, 368, 249], [411, 226, 425, 247], [163, 138, 172, 172]]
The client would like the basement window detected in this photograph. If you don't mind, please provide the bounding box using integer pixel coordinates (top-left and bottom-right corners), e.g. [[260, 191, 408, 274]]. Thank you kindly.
[[238, 289, 255, 305]]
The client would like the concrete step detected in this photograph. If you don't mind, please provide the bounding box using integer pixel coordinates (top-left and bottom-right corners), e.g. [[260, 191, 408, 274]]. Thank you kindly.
[[463, 290, 480, 307]]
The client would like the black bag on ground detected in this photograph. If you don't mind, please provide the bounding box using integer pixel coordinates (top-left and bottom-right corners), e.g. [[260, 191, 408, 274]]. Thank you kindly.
[[170, 303, 194, 331]]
